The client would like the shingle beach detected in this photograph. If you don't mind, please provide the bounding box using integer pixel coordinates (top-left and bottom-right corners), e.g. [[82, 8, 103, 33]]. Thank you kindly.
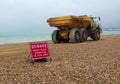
[[0, 34, 120, 84]]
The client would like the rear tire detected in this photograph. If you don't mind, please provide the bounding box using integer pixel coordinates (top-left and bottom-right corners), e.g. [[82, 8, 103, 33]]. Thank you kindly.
[[80, 29, 88, 42], [52, 30, 62, 43], [91, 29, 100, 40], [69, 28, 81, 43]]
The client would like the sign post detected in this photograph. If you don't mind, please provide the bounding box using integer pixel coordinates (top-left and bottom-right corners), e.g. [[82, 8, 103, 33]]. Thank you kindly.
[[30, 42, 50, 62]]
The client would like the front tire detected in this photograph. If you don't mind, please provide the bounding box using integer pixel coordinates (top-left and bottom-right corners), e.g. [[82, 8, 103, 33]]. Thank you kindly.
[[91, 29, 100, 41], [69, 28, 81, 43], [52, 30, 62, 43]]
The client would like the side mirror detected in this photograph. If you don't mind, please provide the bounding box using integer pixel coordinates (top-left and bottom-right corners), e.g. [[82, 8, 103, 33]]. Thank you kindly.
[[98, 17, 101, 21]]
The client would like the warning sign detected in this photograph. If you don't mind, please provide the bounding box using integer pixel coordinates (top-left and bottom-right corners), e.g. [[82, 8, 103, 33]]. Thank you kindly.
[[30, 42, 50, 60]]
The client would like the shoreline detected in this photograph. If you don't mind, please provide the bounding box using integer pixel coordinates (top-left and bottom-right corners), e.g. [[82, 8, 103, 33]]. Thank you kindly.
[[0, 34, 119, 46]]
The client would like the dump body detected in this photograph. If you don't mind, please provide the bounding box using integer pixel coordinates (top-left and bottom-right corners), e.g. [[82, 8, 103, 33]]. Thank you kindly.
[[47, 15, 93, 29]]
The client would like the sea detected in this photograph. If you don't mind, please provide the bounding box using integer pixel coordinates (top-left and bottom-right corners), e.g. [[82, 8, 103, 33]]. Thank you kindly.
[[0, 30, 120, 45], [0, 32, 51, 45]]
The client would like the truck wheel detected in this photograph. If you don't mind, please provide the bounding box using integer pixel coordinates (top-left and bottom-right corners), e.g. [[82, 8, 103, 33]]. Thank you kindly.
[[92, 29, 100, 40], [52, 30, 62, 43], [80, 29, 88, 42], [69, 28, 81, 43]]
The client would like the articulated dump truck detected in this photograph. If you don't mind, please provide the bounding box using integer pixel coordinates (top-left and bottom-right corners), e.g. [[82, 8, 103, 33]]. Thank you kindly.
[[47, 15, 102, 43]]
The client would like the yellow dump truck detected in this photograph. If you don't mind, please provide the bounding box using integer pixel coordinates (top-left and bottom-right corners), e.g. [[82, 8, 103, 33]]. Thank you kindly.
[[47, 15, 102, 43]]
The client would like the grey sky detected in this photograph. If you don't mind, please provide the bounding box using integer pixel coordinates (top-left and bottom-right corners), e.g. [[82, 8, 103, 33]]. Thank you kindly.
[[0, 0, 120, 34]]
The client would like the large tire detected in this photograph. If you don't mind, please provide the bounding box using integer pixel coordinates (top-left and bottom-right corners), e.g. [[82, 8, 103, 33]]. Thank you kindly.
[[69, 28, 81, 43], [52, 30, 62, 43], [80, 29, 88, 42], [91, 29, 100, 41]]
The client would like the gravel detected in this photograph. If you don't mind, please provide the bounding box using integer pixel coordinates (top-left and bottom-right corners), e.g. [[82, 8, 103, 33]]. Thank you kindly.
[[0, 34, 120, 84]]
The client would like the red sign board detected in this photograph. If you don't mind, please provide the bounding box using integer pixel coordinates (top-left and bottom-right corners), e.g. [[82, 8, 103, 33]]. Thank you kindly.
[[30, 42, 50, 60]]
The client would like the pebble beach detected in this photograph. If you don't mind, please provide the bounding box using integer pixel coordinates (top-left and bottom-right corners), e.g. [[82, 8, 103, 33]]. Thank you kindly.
[[0, 34, 120, 84]]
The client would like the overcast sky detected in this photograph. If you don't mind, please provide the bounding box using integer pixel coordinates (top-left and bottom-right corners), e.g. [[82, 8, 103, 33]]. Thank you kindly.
[[0, 0, 120, 34]]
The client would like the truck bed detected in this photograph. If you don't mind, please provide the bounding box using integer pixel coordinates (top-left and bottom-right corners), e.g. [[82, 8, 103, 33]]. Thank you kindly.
[[47, 15, 91, 29]]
